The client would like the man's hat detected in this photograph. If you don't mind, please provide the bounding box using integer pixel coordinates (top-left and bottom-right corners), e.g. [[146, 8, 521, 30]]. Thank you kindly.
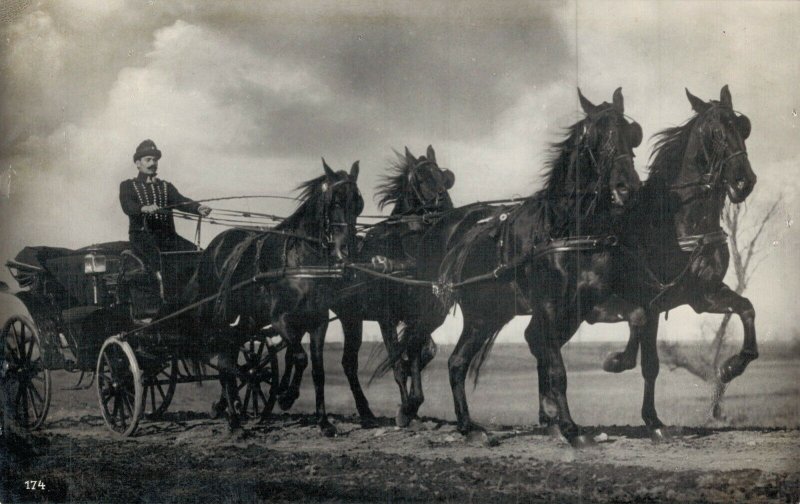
[[133, 139, 162, 162]]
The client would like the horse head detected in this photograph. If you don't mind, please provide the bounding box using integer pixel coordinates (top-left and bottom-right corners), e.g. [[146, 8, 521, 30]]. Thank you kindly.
[[573, 87, 642, 213], [377, 145, 455, 215], [683, 85, 756, 203], [320, 158, 363, 260]]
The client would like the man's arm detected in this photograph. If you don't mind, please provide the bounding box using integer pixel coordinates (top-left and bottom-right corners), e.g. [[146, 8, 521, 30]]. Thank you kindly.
[[166, 183, 210, 216], [119, 180, 142, 215]]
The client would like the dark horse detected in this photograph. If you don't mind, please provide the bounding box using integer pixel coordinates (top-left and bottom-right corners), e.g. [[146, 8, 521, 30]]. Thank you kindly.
[[407, 88, 643, 446], [184, 160, 363, 431], [588, 86, 757, 438], [275, 146, 456, 430]]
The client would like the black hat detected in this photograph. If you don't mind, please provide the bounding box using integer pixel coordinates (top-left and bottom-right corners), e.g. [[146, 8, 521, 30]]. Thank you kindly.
[[133, 139, 162, 162]]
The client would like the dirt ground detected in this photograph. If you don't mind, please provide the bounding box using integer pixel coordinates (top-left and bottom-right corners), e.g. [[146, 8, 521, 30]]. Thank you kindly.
[[2, 410, 799, 503]]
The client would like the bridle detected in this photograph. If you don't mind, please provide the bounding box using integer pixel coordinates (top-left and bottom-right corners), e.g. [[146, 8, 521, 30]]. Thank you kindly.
[[669, 106, 749, 198], [320, 177, 362, 252], [407, 159, 451, 212]]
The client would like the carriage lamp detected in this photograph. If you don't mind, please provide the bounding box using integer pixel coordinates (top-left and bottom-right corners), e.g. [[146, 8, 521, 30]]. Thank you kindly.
[[84, 253, 107, 304], [83, 253, 107, 274]]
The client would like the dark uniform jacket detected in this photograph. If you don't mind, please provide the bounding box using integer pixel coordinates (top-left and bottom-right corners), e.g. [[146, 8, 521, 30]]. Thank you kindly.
[[119, 172, 201, 235]]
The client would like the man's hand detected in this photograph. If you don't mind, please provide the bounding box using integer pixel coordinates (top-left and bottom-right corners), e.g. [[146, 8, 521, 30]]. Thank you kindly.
[[198, 205, 212, 217], [141, 204, 159, 214]]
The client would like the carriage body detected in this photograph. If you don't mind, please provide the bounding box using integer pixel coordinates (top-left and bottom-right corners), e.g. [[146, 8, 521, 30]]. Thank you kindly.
[[2, 242, 280, 436]]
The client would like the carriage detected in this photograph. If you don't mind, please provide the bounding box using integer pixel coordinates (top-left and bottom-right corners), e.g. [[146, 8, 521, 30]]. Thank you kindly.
[[2, 241, 284, 437]]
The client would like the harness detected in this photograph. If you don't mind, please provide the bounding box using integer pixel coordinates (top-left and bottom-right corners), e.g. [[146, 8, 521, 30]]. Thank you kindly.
[[622, 105, 745, 308]]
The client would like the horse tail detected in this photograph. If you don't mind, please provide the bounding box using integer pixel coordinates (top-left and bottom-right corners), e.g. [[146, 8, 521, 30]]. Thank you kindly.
[[369, 323, 408, 384], [213, 233, 259, 325], [467, 327, 503, 389]]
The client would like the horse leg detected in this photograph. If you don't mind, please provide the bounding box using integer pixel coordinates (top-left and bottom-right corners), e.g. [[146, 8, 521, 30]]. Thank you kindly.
[[603, 325, 640, 373], [402, 326, 426, 422], [379, 320, 411, 427], [274, 317, 307, 411], [527, 306, 591, 448], [449, 313, 508, 439], [635, 308, 669, 442], [309, 320, 336, 437], [217, 347, 242, 430], [592, 297, 639, 373], [691, 283, 758, 383], [340, 316, 377, 427]]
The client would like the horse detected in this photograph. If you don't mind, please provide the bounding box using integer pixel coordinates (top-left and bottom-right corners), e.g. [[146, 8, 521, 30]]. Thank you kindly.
[[587, 86, 757, 439], [184, 159, 363, 432], [405, 87, 643, 447], [275, 145, 456, 430]]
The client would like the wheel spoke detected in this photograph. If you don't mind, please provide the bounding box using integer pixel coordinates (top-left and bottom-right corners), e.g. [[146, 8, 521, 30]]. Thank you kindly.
[[25, 333, 35, 362], [29, 382, 44, 403], [257, 387, 269, 410], [27, 387, 41, 419], [156, 383, 165, 400], [242, 386, 252, 412], [252, 385, 259, 414]]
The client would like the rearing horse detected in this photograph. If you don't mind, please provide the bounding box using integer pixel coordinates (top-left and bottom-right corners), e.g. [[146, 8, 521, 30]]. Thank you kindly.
[[589, 86, 757, 439], [184, 160, 363, 431], [407, 88, 642, 446]]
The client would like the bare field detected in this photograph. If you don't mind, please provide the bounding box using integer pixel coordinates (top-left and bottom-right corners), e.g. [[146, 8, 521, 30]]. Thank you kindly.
[[2, 341, 798, 503]]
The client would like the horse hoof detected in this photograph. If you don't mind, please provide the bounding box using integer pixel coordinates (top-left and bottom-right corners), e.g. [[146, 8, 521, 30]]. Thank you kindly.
[[602, 352, 635, 373], [210, 400, 226, 420], [650, 427, 670, 444], [320, 423, 337, 438], [569, 434, 596, 449], [465, 429, 492, 447], [396, 407, 411, 428], [278, 393, 297, 411], [360, 416, 379, 429], [547, 425, 569, 444]]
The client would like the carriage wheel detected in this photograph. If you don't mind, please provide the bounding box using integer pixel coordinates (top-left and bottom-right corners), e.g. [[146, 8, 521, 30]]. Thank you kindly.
[[96, 336, 143, 437], [141, 355, 178, 419], [237, 337, 279, 419], [1, 315, 51, 430]]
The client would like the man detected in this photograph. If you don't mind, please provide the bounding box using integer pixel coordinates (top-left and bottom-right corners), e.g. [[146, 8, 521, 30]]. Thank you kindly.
[[119, 139, 211, 297]]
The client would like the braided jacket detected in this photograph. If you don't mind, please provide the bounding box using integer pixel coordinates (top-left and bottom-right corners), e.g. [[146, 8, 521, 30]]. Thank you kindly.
[[119, 172, 201, 234]]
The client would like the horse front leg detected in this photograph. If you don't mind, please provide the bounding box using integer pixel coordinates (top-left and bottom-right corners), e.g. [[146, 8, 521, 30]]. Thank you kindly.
[[634, 308, 669, 442], [309, 320, 336, 437], [379, 320, 411, 427], [339, 315, 377, 427], [590, 296, 640, 373], [691, 283, 758, 383], [218, 346, 243, 430], [404, 326, 428, 421], [273, 316, 307, 412], [526, 306, 591, 448]]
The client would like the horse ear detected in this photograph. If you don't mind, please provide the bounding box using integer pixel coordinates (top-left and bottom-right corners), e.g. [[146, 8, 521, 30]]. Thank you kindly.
[[426, 145, 436, 164], [322, 157, 335, 179], [350, 160, 360, 181], [578, 88, 597, 115], [405, 146, 416, 165], [612, 87, 624, 113], [720, 84, 733, 108], [685, 88, 710, 113]]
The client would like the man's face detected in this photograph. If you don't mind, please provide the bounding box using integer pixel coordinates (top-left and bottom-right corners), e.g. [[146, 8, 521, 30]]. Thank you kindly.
[[136, 156, 158, 176]]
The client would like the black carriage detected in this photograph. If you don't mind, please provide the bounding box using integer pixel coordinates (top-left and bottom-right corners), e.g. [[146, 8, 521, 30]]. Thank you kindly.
[[2, 242, 283, 436]]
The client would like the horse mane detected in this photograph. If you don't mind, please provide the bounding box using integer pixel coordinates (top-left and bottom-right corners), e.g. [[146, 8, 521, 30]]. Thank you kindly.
[[276, 173, 330, 231], [646, 114, 699, 186], [374, 150, 415, 211]]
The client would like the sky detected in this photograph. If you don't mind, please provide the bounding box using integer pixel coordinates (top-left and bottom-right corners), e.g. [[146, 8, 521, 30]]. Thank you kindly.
[[0, 0, 797, 345]]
